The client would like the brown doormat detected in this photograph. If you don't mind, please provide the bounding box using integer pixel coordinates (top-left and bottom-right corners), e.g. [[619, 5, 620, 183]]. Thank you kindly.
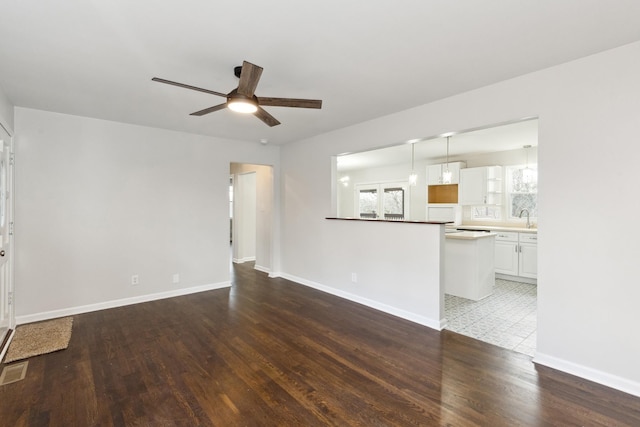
[[3, 317, 73, 363]]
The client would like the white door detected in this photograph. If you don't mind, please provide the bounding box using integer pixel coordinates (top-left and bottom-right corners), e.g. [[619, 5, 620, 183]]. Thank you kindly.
[[0, 132, 14, 351]]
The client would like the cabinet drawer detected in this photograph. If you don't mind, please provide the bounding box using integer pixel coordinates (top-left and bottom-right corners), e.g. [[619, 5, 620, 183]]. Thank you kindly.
[[495, 231, 518, 242], [519, 233, 538, 244]]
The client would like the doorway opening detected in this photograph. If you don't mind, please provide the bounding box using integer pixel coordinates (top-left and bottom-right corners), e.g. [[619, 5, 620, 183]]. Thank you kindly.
[[442, 125, 538, 357], [0, 126, 15, 361], [229, 163, 274, 275], [334, 118, 539, 356]]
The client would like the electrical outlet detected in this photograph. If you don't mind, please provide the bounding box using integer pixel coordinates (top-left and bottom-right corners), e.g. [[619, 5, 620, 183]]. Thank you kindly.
[[351, 273, 358, 283], [131, 275, 139, 286], [172, 273, 180, 284]]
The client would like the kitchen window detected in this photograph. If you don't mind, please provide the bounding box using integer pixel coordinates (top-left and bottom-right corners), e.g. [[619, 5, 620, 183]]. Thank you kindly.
[[507, 165, 537, 219]]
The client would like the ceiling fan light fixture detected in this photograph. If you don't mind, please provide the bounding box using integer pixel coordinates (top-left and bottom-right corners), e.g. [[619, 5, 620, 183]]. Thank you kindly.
[[228, 97, 258, 114], [153, 60, 321, 126]]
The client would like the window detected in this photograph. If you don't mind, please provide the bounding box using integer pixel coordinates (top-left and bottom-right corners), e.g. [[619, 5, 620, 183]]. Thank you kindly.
[[507, 165, 537, 219], [383, 187, 405, 220], [358, 188, 378, 219], [356, 182, 409, 220]]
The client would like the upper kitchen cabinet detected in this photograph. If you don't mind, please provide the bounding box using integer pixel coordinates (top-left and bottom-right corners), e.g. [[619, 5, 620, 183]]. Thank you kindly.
[[459, 166, 502, 205], [427, 161, 466, 185]]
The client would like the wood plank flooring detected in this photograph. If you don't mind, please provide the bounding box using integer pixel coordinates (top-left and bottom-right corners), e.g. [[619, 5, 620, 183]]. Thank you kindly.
[[2, 262, 640, 426]]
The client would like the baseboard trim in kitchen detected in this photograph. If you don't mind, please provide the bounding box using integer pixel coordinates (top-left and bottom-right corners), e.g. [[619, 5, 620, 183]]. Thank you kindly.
[[495, 273, 537, 285], [534, 352, 640, 398]]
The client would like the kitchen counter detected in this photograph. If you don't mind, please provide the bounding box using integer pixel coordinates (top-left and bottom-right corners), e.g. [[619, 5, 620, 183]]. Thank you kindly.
[[444, 231, 496, 301], [445, 231, 497, 240]]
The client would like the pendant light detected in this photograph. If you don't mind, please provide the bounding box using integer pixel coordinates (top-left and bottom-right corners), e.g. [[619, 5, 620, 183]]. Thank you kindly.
[[522, 144, 535, 184], [442, 136, 453, 184], [408, 142, 417, 186]]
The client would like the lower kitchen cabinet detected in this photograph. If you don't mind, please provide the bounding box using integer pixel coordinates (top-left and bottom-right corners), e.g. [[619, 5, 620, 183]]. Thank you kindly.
[[518, 233, 538, 279], [495, 231, 537, 280], [495, 232, 519, 276]]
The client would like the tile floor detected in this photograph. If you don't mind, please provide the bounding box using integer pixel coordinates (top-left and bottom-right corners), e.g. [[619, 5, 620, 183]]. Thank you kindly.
[[444, 278, 537, 356]]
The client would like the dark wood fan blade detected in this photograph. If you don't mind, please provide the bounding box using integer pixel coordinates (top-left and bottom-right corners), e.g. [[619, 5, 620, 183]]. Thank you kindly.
[[254, 106, 281, 127], [152, 77, 227, 97], [237, 61, 263, 98], [190, 103, 227, 116], [257, 97, 322, 109]]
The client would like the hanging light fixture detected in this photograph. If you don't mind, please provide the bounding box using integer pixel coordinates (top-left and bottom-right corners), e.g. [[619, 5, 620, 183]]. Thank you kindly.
[[442, 136, 453, 184], [408, 142, 418, 186], [522, 144, 535, 184]]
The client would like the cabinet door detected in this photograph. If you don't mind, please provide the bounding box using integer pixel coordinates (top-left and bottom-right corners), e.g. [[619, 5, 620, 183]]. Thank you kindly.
[[427, 164, 442, 185], [448, 162, 461, 184], [519, 243, 538, 278], [495, 240, 519, 275], [459, 167, 486, 205]]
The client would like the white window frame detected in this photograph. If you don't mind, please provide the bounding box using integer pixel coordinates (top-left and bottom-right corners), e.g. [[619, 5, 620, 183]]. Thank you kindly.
[[506, 164, 538, 223], [354, 181, 410, 220]]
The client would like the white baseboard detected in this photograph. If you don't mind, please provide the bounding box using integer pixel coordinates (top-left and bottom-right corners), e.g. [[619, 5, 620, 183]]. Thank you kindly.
[[15, 281, 231, 325], [280, 273, 442, 331], [232, 256, 256, 264], [268, 271, 282, 278], [496, 273, 537, 285], [254, 264, 270, 274], [534, 352, 640, 398]]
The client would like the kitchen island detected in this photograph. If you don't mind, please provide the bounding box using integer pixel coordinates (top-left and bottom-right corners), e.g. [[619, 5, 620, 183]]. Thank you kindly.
[[445, 231, 497, 300]]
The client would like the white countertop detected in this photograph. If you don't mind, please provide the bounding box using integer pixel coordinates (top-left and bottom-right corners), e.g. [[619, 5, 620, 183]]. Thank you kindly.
[[445, 231, 498, 240]]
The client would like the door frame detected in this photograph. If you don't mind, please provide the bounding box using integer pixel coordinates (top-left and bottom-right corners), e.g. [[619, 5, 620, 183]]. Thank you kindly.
[[229, 163, 274, 274], [0, 121, 15, 361]]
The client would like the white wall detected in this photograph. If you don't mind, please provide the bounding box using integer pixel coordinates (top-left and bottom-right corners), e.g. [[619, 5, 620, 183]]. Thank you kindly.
[[230, 163, 274, 273], [280, 41, 640, 396], [283, 219, 444, 329], [14, 107, 280, 322]]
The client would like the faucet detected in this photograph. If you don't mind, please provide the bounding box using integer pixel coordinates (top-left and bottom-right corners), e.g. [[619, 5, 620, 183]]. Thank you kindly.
[[519, 208, 531, 228]]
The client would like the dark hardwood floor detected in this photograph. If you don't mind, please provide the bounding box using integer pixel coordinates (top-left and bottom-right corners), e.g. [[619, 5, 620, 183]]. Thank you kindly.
[[2, 262, 640, 426]]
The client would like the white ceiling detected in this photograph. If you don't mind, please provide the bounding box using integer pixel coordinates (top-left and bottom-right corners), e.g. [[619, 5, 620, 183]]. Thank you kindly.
[[1, 1, 640, 145]]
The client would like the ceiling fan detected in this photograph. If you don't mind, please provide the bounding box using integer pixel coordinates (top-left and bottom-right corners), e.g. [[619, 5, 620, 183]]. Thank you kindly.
[[152, 61, 322, 127]]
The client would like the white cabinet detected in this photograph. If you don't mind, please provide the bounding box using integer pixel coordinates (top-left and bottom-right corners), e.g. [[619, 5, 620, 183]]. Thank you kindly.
[[445, 234, 496, 300], [427, 161, 466, 185], [459, 166, 502, 205], [495, 231, 537, 280], [427, 204, 461, 223], [518, 232, 538, 279], [494, 232, 519, 276]]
